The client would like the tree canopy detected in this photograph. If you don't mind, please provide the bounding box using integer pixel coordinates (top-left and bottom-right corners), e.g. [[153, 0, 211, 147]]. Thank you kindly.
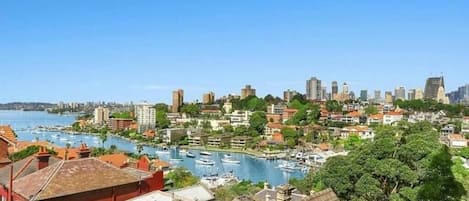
[[300, 122, 466, 201]]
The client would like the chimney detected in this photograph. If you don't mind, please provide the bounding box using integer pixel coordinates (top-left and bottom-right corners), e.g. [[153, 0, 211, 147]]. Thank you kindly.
[[276, 184, 293, 201], [77, 143, 91, 158], [36, 146, 51, 170]]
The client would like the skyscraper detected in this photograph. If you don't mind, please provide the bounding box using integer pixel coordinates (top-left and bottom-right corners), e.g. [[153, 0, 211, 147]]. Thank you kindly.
[[342, 83, 349, 95], [172, 89, 184, 113], [306, 77, 322, 100], [360, 90, 368, 101], [321, 86, 327, 100], [135, 102, 156, 133], [408, 89, 416, 100], [241, 85, 256, 99], [374, 90, 381, 101], [424, 76, 444, 100], [394, 86, 406, 100], [202, 91, 215, 104], [331, 81, 338, 99], [385, 91, 393, 104]]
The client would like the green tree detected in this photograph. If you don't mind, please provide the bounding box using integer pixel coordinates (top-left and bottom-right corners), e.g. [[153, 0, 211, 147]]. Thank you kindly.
[[364, 105, 378, 115], [166, 167, 199, 188], [156, 111, 170, 129], [249, 112, 268, 135], [99, 132, 108, 148], [325, 100, 343, 112], [154, 103, 169, 113], [264, 94, 276, 104], [181, 104, 201, 117]]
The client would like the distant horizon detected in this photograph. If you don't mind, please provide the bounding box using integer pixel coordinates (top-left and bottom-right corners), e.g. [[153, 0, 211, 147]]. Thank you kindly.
[[1, 1, 468, 103]]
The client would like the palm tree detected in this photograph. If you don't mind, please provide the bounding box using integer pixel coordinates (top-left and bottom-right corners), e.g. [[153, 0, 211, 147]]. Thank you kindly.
[[109, 144, 117, 154]]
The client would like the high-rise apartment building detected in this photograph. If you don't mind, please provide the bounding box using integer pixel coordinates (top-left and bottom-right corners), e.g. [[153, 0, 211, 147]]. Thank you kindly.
[[408, 89, 416, 100], [374, 90, 381, 101], [415, 88, 424, 100], [93, 106, 109, 125], [283, 89, 299, 102], [306, 77, 322, 100], [331, 81, 338, 99], [395, 86, 406, 100], [202, 91, 215, 104], [360, 90, 368, 101], [342, 82, 349, 95], [424, 76, 444, 100], [135, 102, 156, 133], [172, 89, 184, 113], [241, 85, 256, 99], [385, 91, 393, 104]]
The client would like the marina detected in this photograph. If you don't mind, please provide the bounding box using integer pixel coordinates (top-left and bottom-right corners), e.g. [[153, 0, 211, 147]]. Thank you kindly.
[[0, 110, 305, 186]]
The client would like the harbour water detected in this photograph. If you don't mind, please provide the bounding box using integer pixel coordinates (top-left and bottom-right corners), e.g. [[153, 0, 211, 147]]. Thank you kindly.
[[0, 110, 305, 186]]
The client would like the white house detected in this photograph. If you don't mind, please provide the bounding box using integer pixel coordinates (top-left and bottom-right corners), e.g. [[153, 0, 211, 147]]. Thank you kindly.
[[383, 112, 403, 125], [340, 126, 375, 140]]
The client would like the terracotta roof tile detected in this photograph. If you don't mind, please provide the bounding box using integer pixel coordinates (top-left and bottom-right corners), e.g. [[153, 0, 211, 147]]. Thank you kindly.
[[153, 159, 170, 169], [98, 153, 129, 168], [0, 125, 17, 144], [13, 158, 141, 200]]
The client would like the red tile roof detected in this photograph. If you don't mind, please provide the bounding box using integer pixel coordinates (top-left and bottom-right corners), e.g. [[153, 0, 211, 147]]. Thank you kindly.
[[9, 140, 57, 153], [13, 158, 141, 200], [0, 125, 17, 144], [98, 153, 129, 168], [267, 123, 284, 129], [385, 111, 403, 116], [347, 111, 360, 117]]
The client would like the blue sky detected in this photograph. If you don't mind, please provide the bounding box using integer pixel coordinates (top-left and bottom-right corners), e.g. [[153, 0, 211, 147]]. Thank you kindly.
[[1, 1, 468, 104]]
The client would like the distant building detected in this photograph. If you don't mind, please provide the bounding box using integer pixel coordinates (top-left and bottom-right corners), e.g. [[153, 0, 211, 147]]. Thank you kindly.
[[202, 91, 215, 104], [395, 86, 405, 100], [342, 82, 349, 95], [360, 90, 368, 101], [321, 86, 327, 100], [424, 76, 444, 100], [172, 89, 184, 113], [415, 88, 424, 100], [462, 117, 469, 134], [374, 90, 381, 102], [306, 77, 322, 100], [267, 104, 285, 114], [408, 89, 416, 100], [383, 111, 403, 125], [93, 106, 109, 125], [385, 91, 393, 104], [283, 89, 299, 102], [135, 102, 156, 133], [241, 85, 256, 99], [331, 81, 338, 99]]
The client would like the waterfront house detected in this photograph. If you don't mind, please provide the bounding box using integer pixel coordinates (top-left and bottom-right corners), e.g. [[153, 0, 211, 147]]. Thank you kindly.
[[110, 118, 134, 131], [264, 123, 283, 140], [207, 135, 232, 148], [266, 113, 283, 124], [98, 153, 130, 168], [231, 136, 252, 149], [340, 126, 375, 140], [188, 133, 209, 147], [160, 128, 187, 144]]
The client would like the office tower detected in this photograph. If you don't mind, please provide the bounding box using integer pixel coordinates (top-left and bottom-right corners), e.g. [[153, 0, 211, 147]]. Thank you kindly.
[[283, 89, 299, 102], [331, 81, 338, 99], [241, 85, 256, 99], [374, 90, 381, 101], [172, 89, 184, 113], [202, 91, 215, 104], [349, 91, 356, 100], [306, 77, 322, 100], [321, 86, 327, 100], [135, 102, 156, 133], [395, 86, 406, 100], [360, 90, 368, 101], [93, 106, 109, 125], [385, 91, 393, 104], [424, 76, 444, 100], [342, 82, 349, 95], [408, 89, 416, 100]]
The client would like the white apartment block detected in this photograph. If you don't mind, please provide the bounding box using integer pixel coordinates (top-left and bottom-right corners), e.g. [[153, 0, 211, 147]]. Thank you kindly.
[[94, 106, 109, 125], [135, 102, 156, 133]]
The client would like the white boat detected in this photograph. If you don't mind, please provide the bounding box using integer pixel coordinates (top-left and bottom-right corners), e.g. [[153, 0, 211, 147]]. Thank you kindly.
[[201, 172, 239, 188], [200, 151, 212, 156], [196, 159, 215, 165], [278, 161, 300, 170], [186, 152, 196, 158], [170, 158, 184, 162], [59, 138, 68, 141], [224, 154, 232, 158], [221, 158, 241, 164], [179, 149, 188, 154]]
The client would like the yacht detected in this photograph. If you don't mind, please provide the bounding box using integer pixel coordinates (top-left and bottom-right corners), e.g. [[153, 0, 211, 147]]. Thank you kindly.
[[200, 151, 212, 156], [224, 154, 232, 158], [221, 157, 241, 164], [186, 152, 196, 158], [195, 159, 215, 165]]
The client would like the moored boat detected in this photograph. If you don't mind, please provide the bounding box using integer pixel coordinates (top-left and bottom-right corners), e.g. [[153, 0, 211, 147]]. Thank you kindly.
[[186, 152, 196, 158], [221, 158, 241, 164], [200, 151, 212, 156], [195, 159, 215, 165]]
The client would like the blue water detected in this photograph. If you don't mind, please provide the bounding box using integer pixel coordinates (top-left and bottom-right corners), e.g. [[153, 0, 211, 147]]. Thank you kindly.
[[0, 110, 304, 186]]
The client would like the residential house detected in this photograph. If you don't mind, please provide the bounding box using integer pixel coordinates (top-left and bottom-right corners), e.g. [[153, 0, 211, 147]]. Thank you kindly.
[[282, 109, 298, 123], [342, 111, 360, 124], [160, 128, 187, 144], [98, 153, 130, 168], [266, 114, 282, 124], [226, 110, 252, 127], [264, 123, 283, 140], [448, 134, 468, 148], [462, 117, 469, 134], [383, 111, 403, 125], [267, 104, 286, 115], [367, 114, 383, 125], [0, 125, 17, 168], [341, 126, 375, 139], [271, 133, 284, 143], [441, 124, 455, 137], [128, 184, 215, 201]]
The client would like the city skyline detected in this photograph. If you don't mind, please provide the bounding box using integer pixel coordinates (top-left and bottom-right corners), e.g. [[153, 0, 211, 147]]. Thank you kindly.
[[1, 1, 469, 103]]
